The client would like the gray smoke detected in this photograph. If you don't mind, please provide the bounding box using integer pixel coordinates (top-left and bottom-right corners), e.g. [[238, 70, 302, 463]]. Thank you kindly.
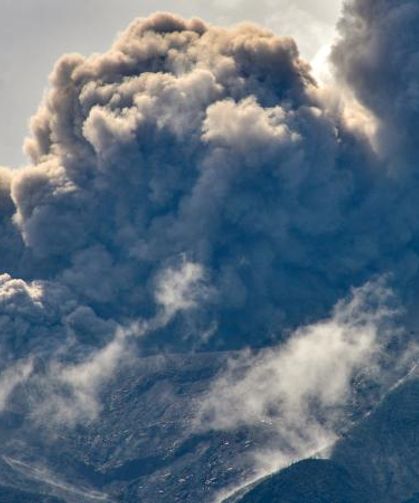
[[0, 13, 374, 354], [332, 0, 419, 161], [0, 2, 417, 435]]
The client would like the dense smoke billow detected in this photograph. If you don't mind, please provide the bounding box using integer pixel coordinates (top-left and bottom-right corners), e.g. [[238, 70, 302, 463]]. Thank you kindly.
[[0, 0, 418, 452]]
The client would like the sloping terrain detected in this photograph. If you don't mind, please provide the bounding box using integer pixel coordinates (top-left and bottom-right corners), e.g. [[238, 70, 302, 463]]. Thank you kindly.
[[332, 377, 419, 503], [0, 353, 274, 502], [236, 459, 372, 503], [232, 375, 419, 503], [0, 356, 418, 503]]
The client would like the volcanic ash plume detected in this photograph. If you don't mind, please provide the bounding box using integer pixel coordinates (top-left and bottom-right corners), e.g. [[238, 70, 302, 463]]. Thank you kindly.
[[0, 3, 418, 428]]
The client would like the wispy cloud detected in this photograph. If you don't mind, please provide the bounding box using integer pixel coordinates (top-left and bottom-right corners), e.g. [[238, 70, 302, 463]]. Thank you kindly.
[[197, 279, 411, 485], [0, 358, 33, 412], [32, 259, 210, 425]]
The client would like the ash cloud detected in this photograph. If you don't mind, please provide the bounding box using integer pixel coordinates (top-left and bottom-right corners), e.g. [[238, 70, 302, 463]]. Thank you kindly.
[[15, 259, 207, 426], [2, 13, 372, 351], [332, 0, 419, 161], [0, 1, 417, 452]]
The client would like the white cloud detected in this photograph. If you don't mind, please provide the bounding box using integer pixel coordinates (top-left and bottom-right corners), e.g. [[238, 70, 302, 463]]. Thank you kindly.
[[35, 259, 209, 425], [155, 259, 209, 317], [0, 358, 33, 412], [197, 279, 406, 477]]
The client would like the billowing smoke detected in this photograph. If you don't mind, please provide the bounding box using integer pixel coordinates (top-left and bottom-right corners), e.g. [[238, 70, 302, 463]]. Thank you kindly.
[[0, 258, 207, 425], [0, 1, 417, 491], [1, 6, 416, 359], [332, 0, 419, 161], [0, 12, 376, 356]]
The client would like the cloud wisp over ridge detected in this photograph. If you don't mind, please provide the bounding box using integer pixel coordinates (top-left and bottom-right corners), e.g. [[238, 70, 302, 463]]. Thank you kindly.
[[197, 279, 413, 484]]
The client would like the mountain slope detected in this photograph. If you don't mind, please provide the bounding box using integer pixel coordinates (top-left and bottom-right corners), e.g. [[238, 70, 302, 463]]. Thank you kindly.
[[237, 459, 372, 503], [233, 375, 419, 503]]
